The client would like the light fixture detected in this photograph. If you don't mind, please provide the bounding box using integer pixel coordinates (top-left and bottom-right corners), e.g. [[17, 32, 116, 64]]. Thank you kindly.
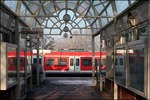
[[63, 26, 69, 32], [127, 12, 136, 26], [63, 14, 71, 23], [63, 32, 68, 38]]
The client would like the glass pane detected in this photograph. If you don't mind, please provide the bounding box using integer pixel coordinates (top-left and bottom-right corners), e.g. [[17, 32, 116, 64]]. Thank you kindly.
[[138, 26, 148, 40], [4, 1, 17, 12], [7, 46, 17, 85], [115, 48, 126, 85], [46, 59, 55, 66], [131, 0, 136, 4], [101, 11, 108, 26], [128, 47, 144, 92], [115, 1, 129, 14], [20, 3, 26, 16], [95, 5, 103, 14]]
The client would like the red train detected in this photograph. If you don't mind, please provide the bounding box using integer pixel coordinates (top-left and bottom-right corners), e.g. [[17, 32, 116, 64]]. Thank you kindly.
[[7, 51, 106, 74], [43, 52, 106, 74]]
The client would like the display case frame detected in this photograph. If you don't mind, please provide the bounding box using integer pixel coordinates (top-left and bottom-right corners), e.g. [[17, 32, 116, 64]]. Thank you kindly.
[[0, 42, 17, 90]]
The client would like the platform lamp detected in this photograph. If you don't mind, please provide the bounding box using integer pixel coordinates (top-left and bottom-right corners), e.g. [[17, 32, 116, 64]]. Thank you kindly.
[[26, 34, 31, 48], [127, 12, 139, 40], [127, 12, 136, 26]]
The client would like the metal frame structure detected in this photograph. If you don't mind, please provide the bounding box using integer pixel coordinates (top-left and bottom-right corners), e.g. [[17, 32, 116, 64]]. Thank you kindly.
[[148, 1, 150, 99], [93, 1, 150, 99], [2, 0, 137, 36], [2, 0, 150, 99]]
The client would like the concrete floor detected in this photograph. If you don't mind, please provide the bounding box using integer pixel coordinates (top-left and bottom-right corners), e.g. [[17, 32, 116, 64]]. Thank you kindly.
[[26, 77, 112, 100]]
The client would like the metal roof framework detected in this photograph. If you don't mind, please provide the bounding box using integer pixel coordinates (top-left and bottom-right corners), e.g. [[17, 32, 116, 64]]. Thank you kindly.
[[2, 0, 136, 36]]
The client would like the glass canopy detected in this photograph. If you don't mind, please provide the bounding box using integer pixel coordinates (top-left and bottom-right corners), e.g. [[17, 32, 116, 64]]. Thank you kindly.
[[3, 0, 136, 36]]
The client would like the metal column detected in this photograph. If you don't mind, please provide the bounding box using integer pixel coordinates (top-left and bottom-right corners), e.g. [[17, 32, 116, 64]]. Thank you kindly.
[[30, 37, 33, 90], [36, 34, 40, 87], [112, 1, 118, 99], [15, 17, 21, 99], [147, 1, 150, 99], [92, 36, 95, 86], [99, 36, 103, 91]]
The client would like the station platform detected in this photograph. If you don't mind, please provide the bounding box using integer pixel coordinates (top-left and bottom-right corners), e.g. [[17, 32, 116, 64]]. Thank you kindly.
[[25, 77, 112, 100]]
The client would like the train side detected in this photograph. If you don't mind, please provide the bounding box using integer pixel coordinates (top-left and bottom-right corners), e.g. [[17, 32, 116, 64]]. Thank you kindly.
[[8, 51, 106, 74], [43, 52, 106, 74]]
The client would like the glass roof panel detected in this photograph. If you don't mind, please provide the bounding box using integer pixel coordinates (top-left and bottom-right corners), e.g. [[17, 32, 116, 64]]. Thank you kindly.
[[93, 1, 101, 5], [4, 0, 17, 12], [131, 0, 136, 4], [115, 1, 129, 14], [20, 3, 26, 15], [2, 0, 137, 35], [68, 1, 77, 9], [56, 2, 65, 9], [95, 5, 103, 14], [101, 11, 108, 26]]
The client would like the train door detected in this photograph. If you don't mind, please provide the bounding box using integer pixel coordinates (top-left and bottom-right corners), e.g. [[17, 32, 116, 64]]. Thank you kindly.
[[69, 56, 80, 72], [69, 56, 75, 72], [74, 57, 80, 72]]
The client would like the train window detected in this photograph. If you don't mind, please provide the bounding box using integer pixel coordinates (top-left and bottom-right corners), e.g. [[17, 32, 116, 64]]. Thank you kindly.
[[46, 59, 55, 66], [95, 59, 99, 66], [58, 58, 67, 66], [13, 59, 24, 67], [115, 58, 118, 65], [82, 59, 92, 66], [33, 58, 42, 64], [76, 59, 79, 66], [120, 58, 123, 65], [70, 58, 74, 66]]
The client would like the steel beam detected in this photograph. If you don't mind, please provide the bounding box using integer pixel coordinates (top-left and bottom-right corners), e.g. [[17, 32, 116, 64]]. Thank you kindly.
[[78, 16, 114, 18], [19, 15, 58, 17]]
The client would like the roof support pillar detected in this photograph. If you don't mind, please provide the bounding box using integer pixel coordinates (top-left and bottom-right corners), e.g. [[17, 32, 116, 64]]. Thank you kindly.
[[15, 17, 21, 99], [92, 35, 95, 87], [99, 35, 103, 91], [147, 1, 150, 99], [36, 34, 40, 87], [111, 1, 118, 99]]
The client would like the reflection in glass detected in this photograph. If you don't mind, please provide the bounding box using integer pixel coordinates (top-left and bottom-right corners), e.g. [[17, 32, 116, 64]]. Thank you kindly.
[[128, 48, 144, 91], [115, 48, 126, 85], [7, 47, 17, 85]]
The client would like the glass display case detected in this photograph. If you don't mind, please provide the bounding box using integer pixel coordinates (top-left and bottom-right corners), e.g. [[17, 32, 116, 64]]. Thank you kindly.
[[115, 48, 126, 85], [128, 44, 144, 92], [0, 42, 17, 90]]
